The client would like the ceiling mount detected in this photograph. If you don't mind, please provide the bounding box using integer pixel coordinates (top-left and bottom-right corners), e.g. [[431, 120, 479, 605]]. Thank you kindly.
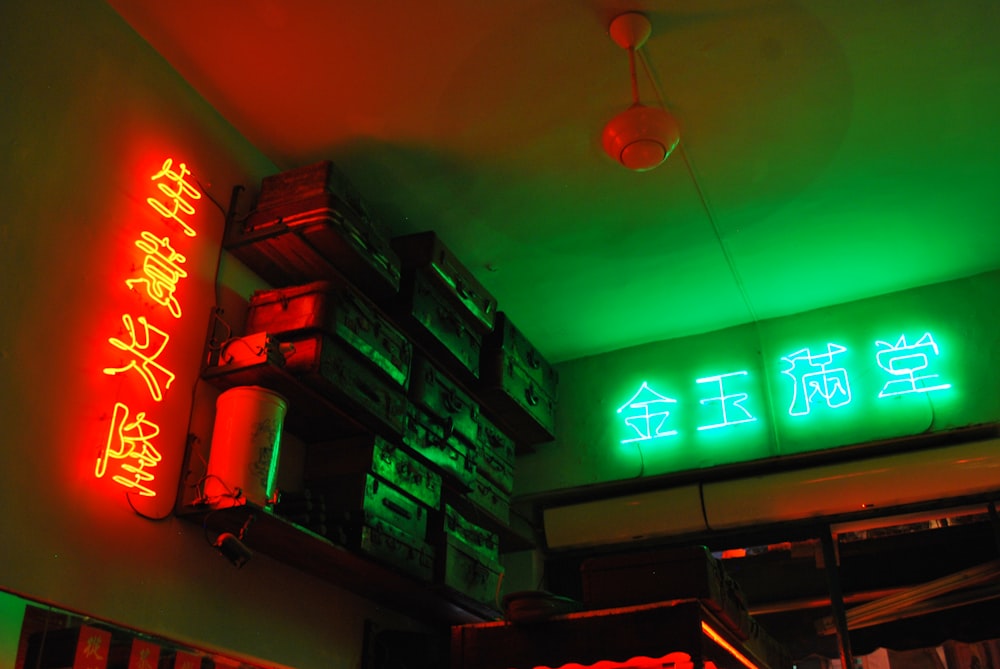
[[608, 11, 652, 50], [601, 11, 680, 172]]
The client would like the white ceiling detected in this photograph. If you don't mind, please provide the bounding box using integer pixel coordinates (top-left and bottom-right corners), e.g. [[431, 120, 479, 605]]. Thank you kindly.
[[109, 0, 1000, 363]]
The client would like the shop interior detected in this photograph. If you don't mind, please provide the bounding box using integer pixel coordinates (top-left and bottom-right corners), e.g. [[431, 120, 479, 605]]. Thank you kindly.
[[2, 2, 999, 669]]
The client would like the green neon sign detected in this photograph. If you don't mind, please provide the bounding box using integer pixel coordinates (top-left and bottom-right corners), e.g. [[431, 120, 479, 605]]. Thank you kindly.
[[617, 331, 952, 445]]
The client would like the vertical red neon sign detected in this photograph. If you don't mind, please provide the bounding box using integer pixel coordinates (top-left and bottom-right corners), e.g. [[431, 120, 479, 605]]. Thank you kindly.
[[96, 158, 200, 498]]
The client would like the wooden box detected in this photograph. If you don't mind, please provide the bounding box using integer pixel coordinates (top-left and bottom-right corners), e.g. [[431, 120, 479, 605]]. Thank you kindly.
[[437, 534, 504, 611], [433, 504, 501, 564], [466, 473, 511, 526], [478, 353, 556, 446], [339, 522, 436, 583]]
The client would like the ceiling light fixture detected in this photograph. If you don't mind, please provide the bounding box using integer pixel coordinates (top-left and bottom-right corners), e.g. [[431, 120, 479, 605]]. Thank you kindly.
[[602, 12, 681, 171]]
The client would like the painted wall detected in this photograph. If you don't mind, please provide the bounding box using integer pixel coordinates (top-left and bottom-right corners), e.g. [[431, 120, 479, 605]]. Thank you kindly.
[[1, 3, 425, 667], [516, 271, 1000, 496]]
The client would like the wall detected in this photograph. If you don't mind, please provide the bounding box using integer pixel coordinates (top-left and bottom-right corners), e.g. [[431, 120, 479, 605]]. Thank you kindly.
[[0, 3, 425, 667], [516, 271, 1000, 497]]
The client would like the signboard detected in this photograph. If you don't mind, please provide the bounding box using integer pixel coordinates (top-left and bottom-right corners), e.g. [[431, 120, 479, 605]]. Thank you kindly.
[[128, 639, 161, 669], [515, 272, 999, 495], [616, 330, 953, 448], [73, 625, 111, 669], [91, 155, 218, 516]]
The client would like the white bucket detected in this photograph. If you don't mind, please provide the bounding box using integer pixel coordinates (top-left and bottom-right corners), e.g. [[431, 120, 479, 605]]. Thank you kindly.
[[207, 386, 288, 507]]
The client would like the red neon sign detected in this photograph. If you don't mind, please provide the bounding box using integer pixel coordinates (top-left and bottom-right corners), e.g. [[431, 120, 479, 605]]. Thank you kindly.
[[103, 314, 176, 402], [146, 158, 201, 237], [125, 230, 188, 318], [95, 156, 202, 499], [700, 622, 760, 669], [96, 402, 162, 497]]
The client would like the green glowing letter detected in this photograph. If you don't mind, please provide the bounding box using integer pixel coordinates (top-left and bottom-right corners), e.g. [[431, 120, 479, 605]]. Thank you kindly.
[[696, 371, 757, 431], [617, 381, 678, 443]]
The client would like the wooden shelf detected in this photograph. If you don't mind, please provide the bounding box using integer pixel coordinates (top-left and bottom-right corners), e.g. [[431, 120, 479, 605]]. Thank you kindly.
[[180, 502, 503, 625]]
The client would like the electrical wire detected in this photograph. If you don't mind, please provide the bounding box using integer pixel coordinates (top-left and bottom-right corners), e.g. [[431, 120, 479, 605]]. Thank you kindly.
[[633, 440, 646, 479], [636, 46, 788, 452], [628, 47, 641, 105]]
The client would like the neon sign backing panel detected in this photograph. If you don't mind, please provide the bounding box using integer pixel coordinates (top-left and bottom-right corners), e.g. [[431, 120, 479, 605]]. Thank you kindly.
[[91, 156, 220, 516], [515, 271, 1000, 495]]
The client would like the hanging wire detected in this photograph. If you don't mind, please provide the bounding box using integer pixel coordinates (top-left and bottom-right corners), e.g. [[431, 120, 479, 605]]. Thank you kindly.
[[628, 46, 641, 105], [635, 48, 755, 320], [636, 45, 786, 451]]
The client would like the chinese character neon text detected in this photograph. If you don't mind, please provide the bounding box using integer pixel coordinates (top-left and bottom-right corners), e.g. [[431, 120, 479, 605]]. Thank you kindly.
[[782, 343, 852, 416], [125, 230, 188, 318], [103, 314, 176, 402], [96, 402, 162, 497], [875, 332, 952, 397], [618, 381, 678, 443], [147, 158, 201, 237], [696, 371, 757, 431]]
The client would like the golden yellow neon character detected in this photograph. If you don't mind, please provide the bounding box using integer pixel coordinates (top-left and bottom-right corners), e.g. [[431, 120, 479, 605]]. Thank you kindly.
[[146, 157, 201, 237], [96, 402, 162, 497], [103, 314, 175, 402], [125, 230, 188, 318]]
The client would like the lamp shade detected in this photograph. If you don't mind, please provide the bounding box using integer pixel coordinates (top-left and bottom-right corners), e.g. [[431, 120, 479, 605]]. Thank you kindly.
[[602, 103, 681, 171]]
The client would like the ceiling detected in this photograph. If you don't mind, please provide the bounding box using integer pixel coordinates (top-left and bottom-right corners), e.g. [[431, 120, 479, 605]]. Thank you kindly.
[[106, 0, 1000, 662], [108, 0, 1000, 364]]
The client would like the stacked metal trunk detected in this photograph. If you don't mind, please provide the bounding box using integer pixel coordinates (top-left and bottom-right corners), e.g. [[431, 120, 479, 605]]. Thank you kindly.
[[224, 161, 401, 298], [204, 162, 560, 613], [304, 435, 440, 582]]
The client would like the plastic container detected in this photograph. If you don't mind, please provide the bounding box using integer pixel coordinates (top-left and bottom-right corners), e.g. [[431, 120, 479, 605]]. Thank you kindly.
[[207, 386, 288, 506]]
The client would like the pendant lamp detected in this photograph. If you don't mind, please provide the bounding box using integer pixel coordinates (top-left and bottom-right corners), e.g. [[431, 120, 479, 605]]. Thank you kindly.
[[602, 12, 681, 171]]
